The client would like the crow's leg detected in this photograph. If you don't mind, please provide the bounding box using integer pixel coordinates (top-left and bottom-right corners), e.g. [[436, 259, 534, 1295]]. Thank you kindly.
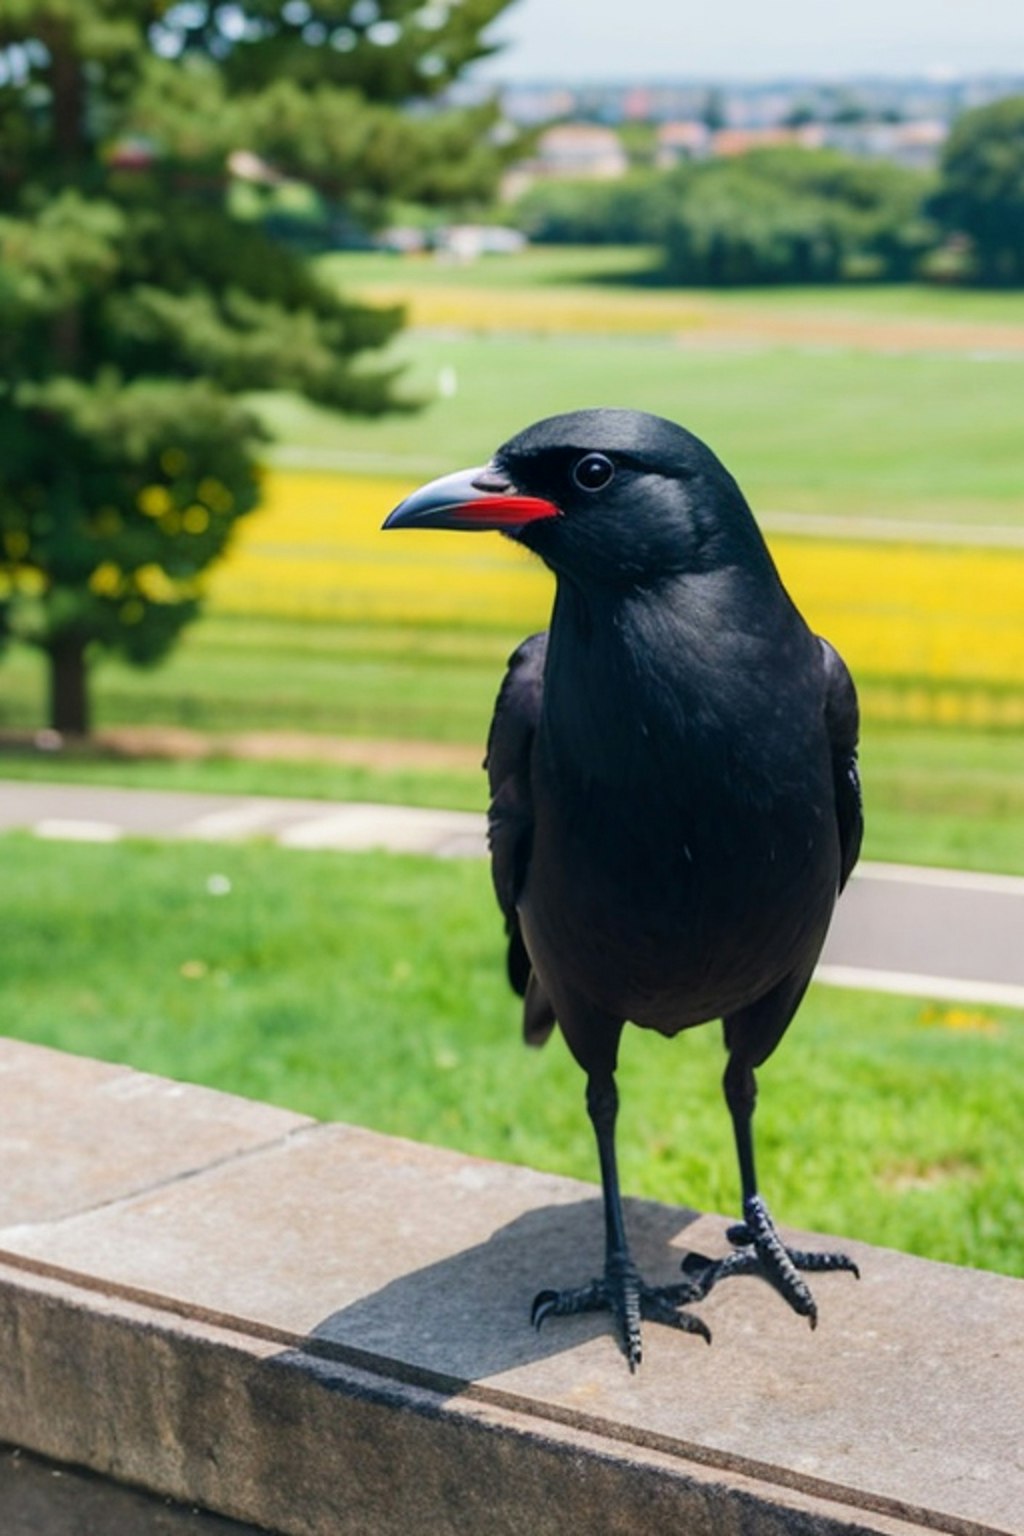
[[682, 1052, 858, 1325], [533, 1069, 710, 1369]]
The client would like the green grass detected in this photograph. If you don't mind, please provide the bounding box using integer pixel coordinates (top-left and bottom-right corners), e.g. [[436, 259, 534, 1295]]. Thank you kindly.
[[2, 831, 1019, 1276], [2, 727, 1023, 873], [319, 245, 668, 290], [320, 245, 1024, 323], [256, 332, 1024, 526], [0, 747, 485, 811], [303, 245, 1024, 528], [0, 614, 517, 744], [3, 613, 1023, 873], [3, 247, 1019, 1293], [864, 726, 1024, 872]]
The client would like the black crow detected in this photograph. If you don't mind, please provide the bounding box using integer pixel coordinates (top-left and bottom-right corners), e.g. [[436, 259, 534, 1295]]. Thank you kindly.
[[384, 409, 862, 1368]]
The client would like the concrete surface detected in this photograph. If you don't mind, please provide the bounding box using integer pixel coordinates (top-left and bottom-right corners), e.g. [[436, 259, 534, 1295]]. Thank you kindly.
[[0, 1038, 1020, 1536], [0, 1044, 311, 1227], [0, 779, 485, 858], [0, 1445, 267, 1535], [2, 778, 1023, 1009]]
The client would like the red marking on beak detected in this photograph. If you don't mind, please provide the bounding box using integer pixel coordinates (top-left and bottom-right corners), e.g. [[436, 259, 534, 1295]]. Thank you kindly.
[[383, 466, 560, 534]]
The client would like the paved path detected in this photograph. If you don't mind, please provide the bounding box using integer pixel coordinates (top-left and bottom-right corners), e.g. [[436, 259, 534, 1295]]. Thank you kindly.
[[2, 779, 1022, 1011]]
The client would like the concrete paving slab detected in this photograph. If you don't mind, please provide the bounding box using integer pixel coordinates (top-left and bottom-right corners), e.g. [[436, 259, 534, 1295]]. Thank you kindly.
[[0, 783, 272, 839], [2, 1260, 930, 1536], [0, 1039, 311, 1226], [0, 780, 486, 856], [0, 1051, 1020, 1536], [275, 801, 485, 855]]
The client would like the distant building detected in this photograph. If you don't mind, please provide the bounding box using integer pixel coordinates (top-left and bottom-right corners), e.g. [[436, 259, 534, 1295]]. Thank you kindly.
[[821, 119, 948, 168], [710, 125, 825, 157], [482, 75, 1011, 188], [480, 73, 1022, 135], [502, 121, 631, 200], [654, 121, 711, 166], [499, 85, 578, 126], [533, 123, 630, 180], [378, 226, 429, 255], [437, 225, 528, 260], [622, 87, 654, 121], [378, 225, 528, 260]]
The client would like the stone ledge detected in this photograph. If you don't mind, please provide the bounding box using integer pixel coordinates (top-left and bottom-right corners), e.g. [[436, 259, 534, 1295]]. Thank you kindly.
[[0, 1444, 266, 1534], [0, 1038, 1020, 1536]]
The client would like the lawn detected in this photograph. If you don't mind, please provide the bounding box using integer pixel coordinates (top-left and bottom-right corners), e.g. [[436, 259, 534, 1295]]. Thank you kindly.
[[255, 335, 1024, 527], [1, 831, 1020, 1278], [318, 244, 1024, 325], [2, 601, 1023, 872], [7, 462, 1021, 740], [278, 246, 1024, 532], [1, 255, 1020, 1288], [3, 254, 1021, 763], [208, 474, 1024, 711]]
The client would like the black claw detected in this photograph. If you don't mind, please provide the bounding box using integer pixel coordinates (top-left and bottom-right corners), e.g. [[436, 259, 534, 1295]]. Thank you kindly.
[[680, 1196, 859, 1324], [642, 1290, 713, 1344], [529, 1266, 710, 1366], [680, 1246, 760, 1300], [788, 1248, 861, 1280], [531, 1289, 558, 1331]]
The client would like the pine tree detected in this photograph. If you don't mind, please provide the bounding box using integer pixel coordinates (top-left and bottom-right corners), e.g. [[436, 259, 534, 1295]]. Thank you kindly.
[[0, 1, 515, 733]]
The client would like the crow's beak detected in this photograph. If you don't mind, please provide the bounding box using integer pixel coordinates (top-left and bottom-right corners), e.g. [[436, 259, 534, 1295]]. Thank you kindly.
[[383, 465, 560, 534]]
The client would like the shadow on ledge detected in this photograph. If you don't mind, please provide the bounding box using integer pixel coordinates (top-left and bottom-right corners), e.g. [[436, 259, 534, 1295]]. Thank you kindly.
[[284, 1195, 705, 1393]]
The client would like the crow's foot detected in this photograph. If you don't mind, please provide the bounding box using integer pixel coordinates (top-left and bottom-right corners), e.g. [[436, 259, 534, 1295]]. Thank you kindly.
[[532, 1257, 710, 1371], [681, 1195, 859, 1327]]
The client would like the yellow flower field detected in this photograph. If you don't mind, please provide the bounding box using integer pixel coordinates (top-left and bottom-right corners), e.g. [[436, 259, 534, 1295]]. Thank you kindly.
[[207, 470, 1024, 726]]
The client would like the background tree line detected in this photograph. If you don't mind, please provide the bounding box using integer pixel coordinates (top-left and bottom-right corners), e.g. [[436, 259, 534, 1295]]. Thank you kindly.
[[512, 95, 1024, 289]]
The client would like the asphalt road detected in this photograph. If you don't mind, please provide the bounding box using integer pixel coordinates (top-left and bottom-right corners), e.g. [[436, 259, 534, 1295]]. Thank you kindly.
[[2, 779, 1021, 1011]]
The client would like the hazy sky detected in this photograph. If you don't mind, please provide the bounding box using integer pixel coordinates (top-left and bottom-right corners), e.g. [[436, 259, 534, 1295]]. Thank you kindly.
[[475, 0, 1024, 81]]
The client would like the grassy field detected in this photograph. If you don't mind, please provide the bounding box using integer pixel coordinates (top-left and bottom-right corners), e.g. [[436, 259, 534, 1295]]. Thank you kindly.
[[4, 464, 1024, 872], [264, 246, 1024, 528], [318, 245, 1024, 322], [2, 831, 1020, 1277], [6, 455, 1022, 744], [197, 473, 1024, 706], [1, 254, 1020, 1285], [3, 251, 1020, 747], [255, 337, 1024, 527], [4, 412, 1020, 876], [2, 597, 1024, 871]]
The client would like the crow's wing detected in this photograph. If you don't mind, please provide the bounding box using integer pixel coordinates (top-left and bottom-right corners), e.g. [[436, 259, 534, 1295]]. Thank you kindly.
[[723, 642, 864, 1074], [485, 631, 546, 922], [820, 637, 864, 893], [484, 631, 556, 1044]]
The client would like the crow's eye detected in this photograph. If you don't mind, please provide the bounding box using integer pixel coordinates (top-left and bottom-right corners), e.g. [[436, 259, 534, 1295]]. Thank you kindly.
[[571, 452, 615, 493]]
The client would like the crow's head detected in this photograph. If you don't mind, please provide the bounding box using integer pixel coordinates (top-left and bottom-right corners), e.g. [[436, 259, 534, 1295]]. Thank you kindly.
[[384, 409, 768, 589]]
